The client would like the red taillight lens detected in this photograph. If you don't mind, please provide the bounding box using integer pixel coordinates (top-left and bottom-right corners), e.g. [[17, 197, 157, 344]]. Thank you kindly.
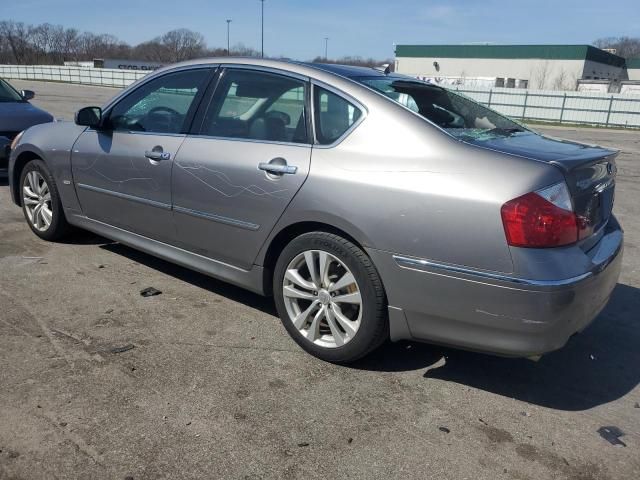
[[501, 185, 578, 248]]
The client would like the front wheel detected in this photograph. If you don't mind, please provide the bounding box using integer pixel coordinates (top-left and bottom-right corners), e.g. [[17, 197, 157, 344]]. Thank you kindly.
[[20, 159, 70, 241], [273, 232, 388, 363]]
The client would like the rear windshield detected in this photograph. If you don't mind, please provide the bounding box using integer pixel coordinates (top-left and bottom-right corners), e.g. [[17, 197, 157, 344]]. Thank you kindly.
[[356, 76, 528, 140], [0, 79, 23, 102]]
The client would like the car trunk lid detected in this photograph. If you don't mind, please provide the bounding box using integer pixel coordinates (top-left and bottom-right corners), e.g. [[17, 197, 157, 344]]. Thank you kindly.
[[462, 131, 618, 247]]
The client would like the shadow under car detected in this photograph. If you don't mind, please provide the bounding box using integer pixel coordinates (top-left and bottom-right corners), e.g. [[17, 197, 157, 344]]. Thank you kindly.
[[94, 241, 640, 412]]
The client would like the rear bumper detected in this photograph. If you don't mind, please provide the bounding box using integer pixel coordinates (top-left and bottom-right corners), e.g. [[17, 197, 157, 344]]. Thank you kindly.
[[368, 219, 623, 357]]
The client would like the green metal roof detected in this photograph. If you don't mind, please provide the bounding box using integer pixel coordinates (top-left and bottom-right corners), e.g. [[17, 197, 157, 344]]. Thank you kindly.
[[627, 58, 640, 69], [395, 45, 626, 67]]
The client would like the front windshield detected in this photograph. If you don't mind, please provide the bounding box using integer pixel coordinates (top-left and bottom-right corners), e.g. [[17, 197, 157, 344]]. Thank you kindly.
[[0, 79, 23, 103], [357, 77, 528, 140]]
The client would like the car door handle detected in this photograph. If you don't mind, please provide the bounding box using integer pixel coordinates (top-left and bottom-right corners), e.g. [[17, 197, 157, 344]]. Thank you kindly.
[[145, 150, 171, 161], [258, 163, 297, 175]]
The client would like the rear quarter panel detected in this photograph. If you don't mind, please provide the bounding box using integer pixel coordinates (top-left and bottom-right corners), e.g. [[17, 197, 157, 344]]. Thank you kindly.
[[260, 94, 564, 275]]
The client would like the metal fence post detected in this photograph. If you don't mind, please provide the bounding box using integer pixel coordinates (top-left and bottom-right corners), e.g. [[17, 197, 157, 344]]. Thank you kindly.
[[559, 93, 567, 124], [605, 96, 614, 127], [487, 89, 493, 108], [522, 91, 529, 119]]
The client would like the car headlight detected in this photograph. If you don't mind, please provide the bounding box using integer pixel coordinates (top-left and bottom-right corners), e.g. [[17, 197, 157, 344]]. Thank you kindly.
[[10, 131, 25, 150]]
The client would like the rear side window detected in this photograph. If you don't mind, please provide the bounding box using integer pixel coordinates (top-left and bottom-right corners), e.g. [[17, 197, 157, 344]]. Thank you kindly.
[[313, 87, 362, 145], [202, 69, 309, 144]]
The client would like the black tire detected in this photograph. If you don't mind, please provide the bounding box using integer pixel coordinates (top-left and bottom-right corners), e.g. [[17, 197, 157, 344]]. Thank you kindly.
[[19, 159, 71, 241], [273, 232, 388, 363]]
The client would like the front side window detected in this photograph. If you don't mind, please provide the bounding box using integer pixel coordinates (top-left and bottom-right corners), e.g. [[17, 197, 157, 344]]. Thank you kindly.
[[107, 69, 210, 134], [202, 69, 308, 144], [313, 87, 362, 145], [356, 77, 528, 142]]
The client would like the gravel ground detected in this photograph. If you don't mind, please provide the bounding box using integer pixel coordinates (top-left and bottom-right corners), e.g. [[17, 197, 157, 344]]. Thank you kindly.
[[0, 80, 639, 480]]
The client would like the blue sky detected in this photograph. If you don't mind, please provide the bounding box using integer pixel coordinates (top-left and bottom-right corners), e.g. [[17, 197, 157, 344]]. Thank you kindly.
[[4, 0, 640, 60]]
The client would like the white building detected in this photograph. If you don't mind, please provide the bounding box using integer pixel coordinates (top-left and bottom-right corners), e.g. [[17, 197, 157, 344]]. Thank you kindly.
[[394, 44, 628, 91], [627, 59, 640, 81]]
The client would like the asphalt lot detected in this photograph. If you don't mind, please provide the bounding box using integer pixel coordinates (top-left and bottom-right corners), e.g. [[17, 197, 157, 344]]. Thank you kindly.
[[1, 80, 639, 480]]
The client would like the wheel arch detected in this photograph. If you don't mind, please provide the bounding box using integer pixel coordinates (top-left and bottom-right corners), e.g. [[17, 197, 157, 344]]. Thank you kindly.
[[259, 220, 372, 296], [11, 150, 44, 206]]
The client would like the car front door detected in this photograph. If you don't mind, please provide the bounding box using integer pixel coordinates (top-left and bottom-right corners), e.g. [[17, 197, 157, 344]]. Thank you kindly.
[[71, 67, 214, 243], [171, 67, 312, 269]]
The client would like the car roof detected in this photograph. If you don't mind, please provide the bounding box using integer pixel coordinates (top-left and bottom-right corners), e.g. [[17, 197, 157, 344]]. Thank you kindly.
[[296, 62, 424, 82], [166, 57, 415, 80], [108, 57, 442, 113], [296, 62, 390, 78]]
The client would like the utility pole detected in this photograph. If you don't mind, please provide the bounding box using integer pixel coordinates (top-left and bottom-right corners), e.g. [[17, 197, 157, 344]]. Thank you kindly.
[[324, 37, 329, 60], [260, 0, 265, 58], [226, 19, 232, 56]]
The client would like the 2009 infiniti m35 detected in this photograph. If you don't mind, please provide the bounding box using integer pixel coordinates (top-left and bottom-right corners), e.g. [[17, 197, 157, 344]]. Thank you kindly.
[[8, 58, 623, 363]]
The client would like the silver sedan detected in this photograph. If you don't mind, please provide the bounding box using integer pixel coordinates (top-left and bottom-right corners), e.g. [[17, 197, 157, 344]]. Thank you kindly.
[[8, 58, 623, 363]]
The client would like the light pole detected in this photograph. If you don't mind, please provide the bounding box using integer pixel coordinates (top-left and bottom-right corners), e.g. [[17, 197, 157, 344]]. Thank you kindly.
[[226, 19, 232, 56], [260, 0, 265, 58], [324, 37, 329, 60]]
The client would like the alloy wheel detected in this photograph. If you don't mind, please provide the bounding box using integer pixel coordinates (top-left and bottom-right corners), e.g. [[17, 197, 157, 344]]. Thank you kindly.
[[23, 170, 53, 232], [282, 250, 362, 348]]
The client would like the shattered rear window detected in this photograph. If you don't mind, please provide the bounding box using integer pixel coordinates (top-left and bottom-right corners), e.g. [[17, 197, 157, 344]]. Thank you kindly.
[[356, 77, 529, 140]]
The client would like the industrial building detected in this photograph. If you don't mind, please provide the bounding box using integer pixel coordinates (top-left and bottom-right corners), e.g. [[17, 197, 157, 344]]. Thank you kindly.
[[628, 59, 640, 81], [394, 44, 632, 91]]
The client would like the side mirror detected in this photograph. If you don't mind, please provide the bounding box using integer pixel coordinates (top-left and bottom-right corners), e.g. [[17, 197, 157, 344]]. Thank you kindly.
[[21, 89, 35, 101], [75, 106, 103, 128]]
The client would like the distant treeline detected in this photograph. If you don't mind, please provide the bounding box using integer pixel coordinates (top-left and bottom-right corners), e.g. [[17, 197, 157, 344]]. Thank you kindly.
[[0, 20, 392, 68], [593, 36, 640, 59]]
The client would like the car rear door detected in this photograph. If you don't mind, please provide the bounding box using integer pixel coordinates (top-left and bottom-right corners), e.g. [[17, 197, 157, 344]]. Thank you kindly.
[[171, 66, 312, 269], [71, 67, 214, 243]]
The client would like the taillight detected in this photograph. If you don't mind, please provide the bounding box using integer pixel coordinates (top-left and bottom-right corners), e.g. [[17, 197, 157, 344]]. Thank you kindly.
[[501, 182, 579, 248]]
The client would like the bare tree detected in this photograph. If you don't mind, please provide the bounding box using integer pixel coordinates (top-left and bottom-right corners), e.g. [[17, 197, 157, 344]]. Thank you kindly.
[[28, 23, 69, 64], [0, 19, 394, 67], [59, 28, 81, 61], [160, 29, 205, 62], [594, 36, 640, 58], [76, 32, 128, 60], [228, 42, 260, 58], [531, 61, 551, 90], [132, 40, 168, 62], [552, 68, 568, 90], [0, 21, 33, 63], [458, 69, 467, 87], [311, 55, 393, 69]]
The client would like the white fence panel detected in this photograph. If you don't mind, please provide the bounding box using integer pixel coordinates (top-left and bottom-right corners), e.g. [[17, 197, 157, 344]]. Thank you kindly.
[[455, 86, 640, 128], [0, 64, 148, 88]]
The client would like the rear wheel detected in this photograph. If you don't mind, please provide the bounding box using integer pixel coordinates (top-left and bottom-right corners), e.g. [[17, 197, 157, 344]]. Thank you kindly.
[[20, 159, 70, 241], [273, 232, 388, 363]]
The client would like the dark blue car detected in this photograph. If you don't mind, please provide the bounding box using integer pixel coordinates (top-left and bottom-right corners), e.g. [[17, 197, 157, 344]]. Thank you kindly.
[[1, 78, 53, 175]]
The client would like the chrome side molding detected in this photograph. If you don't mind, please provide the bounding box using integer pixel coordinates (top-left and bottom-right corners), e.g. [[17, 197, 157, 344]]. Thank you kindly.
[[392, 255, 593, 287]]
